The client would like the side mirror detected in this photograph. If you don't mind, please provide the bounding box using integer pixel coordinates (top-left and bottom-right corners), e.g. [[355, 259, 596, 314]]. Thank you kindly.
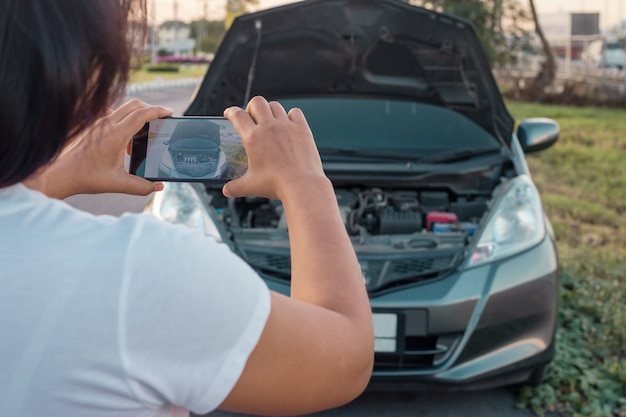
[[516, 118, 559, 154]]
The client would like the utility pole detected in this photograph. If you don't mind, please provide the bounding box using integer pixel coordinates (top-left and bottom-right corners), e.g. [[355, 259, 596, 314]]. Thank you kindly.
[[151, 0, 157, 64], [196, 0, 201, 55], [202, 0, 208, 55], [173, 0, 179, 56], [196, 0, 208, 55], [617, 0, 624, 34]]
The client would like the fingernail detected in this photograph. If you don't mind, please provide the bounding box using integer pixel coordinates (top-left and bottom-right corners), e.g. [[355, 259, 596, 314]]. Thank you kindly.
[[224, 106, 241, 117]]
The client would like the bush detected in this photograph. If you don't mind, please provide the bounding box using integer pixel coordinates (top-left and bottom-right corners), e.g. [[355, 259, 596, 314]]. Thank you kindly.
[[507, 101, 626, 417], [144, 64, 180, 73], [516, 273, 626, 417]]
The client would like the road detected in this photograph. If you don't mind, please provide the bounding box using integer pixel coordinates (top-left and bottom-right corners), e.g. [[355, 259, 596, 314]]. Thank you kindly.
[[200, 389, 551, 417], [198, 389, 547, 417], [68, 84, 560, 417]]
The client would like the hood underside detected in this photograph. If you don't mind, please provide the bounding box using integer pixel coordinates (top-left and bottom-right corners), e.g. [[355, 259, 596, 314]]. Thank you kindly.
[[186, 0, 514, 144]]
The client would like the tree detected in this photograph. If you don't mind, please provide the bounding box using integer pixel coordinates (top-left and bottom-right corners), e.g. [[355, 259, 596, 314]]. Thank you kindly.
[[191, 0, 260, 54], [408, 0, 495, 59], [190, 19, 226, 54], [524, 0, 556, 98], [226, 0, 259, 29], [408, 0, 560, 99], [406, 0, 533, 65]]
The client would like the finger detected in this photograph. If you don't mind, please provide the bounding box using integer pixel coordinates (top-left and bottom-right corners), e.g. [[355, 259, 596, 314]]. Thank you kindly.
[[117, 172, 163, 196], [245, 96, 274, 123], [224, 106, 256, 136], [269, 101, 288, 119], [109, 99, 150, 123], [222, 175, 247, 198], [114, 100, 173, 128], [115, 105, 173, 147], [287, 107, 307, 125]]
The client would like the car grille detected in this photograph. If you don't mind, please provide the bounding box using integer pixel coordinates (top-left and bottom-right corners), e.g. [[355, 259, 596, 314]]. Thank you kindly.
[[171, 151, 218, 176], [375, 336, 438, 369], [372, 309, 461, 372], [246, 251, 292, 273], [373, 333, 462, 372], [240, 243, 465, 372], [239, 245, 459, 292], [359, 251, 458, 292]]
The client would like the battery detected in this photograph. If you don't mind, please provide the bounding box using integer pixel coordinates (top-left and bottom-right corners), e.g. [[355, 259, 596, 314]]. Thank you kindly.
[[432, 222, 477, 236], [426, 211, 458, 230], [432, 223, 455, 233], [461, 222, 477, 236]]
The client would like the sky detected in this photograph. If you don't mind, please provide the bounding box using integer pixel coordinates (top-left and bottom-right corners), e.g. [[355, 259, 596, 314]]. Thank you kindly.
[[152, 0, 626, 30]]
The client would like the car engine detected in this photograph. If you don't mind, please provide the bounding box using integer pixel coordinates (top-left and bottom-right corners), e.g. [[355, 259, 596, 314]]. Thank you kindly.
[[204, 183, 496, 293], [212, 187, 487, 237]]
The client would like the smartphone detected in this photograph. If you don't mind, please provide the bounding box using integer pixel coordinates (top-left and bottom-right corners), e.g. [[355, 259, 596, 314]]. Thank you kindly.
[[129, 117, 247, 183]]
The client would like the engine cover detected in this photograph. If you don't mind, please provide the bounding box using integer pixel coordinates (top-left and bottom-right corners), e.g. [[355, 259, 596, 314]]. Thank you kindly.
[[379, 207, 422, 235]]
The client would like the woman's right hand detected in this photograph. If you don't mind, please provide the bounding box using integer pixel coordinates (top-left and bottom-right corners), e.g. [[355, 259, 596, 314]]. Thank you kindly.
[[218, 96, 374, 416], [222, 96, 326, 202]]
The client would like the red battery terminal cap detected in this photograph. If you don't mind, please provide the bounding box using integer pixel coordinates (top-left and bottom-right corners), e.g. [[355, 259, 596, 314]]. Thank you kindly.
[[426, 211, 458, 230]]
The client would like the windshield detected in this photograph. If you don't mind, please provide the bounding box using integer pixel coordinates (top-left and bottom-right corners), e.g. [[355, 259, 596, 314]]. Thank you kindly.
[[606, 42, 624, 50], [277, 97, 501, 158]]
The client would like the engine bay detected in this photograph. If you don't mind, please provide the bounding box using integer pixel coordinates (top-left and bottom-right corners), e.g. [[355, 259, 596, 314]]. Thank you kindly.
[[203, 184, 497, 291], [206, 185, 494, 246], [197, 156, 520, 291]]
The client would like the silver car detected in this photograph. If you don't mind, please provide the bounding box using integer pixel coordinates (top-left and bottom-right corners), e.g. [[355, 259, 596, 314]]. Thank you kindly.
[[147, 0, 560, 390]]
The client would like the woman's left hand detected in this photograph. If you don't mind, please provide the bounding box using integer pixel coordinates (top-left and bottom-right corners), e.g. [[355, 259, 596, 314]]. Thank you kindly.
[[24, 100, 172, 199]]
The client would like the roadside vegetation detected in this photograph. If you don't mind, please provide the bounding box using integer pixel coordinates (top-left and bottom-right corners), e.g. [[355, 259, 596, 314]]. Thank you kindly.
[[507, 101, 626, 417], [129, 64, 208, 84]]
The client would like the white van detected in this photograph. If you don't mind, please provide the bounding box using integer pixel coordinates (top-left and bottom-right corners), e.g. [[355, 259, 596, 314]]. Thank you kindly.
[[582, 37, 625, 69]]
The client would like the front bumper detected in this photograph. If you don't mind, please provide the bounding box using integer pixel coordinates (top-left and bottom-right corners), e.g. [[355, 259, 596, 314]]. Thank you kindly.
[[263, 234, 558, 390]]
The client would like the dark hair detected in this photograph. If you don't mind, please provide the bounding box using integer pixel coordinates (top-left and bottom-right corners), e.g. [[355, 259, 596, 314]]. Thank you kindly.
[[0, 0, 146, 187]]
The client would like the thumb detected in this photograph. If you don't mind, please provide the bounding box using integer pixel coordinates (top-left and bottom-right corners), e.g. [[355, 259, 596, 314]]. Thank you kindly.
[[222, 177, 243, 198], [222, 174, 254, 199], [116, 173, 163, 196]]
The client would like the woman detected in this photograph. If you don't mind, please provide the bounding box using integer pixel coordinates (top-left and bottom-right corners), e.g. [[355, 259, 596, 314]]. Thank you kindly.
[[0, 1, 373, 416]]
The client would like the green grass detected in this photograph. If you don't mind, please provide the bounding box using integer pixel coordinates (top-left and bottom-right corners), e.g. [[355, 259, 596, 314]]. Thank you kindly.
[[129, 63, 208, 83], [507, 101, 626, 417]]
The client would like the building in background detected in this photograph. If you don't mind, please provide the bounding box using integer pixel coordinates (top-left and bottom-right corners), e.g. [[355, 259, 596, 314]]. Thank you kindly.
[[158, 20, 196, 56], [539, 12, 600, 59]]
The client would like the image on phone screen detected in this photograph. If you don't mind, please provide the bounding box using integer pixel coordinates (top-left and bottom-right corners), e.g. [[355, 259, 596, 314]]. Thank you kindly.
[[130, 117, 247, 182]]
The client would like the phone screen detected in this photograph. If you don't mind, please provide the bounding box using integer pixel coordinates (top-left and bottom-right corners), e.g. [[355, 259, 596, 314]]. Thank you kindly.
[[129, 117, 246, 183]]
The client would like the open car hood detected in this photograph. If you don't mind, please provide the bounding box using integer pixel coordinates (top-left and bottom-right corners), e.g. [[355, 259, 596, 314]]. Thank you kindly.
[[186, 0, 514, 145]]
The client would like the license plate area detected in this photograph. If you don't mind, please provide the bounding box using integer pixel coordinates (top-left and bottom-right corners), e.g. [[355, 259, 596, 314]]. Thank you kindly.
[[373, 313, 398, 353]]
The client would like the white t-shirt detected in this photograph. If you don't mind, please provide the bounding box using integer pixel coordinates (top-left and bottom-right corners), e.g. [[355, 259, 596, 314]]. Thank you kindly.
[[0, 184, 271, 417]]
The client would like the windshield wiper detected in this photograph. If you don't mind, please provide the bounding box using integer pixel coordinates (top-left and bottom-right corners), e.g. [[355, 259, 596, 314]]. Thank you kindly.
[[419, 148, 502, 163], [318, 147, 502, 164], [318, 148, 420, 161]]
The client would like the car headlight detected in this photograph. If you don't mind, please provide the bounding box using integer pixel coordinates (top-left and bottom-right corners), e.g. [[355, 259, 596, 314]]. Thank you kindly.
[[465, 175, 545, 268], [147, 182, 223, 240]]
